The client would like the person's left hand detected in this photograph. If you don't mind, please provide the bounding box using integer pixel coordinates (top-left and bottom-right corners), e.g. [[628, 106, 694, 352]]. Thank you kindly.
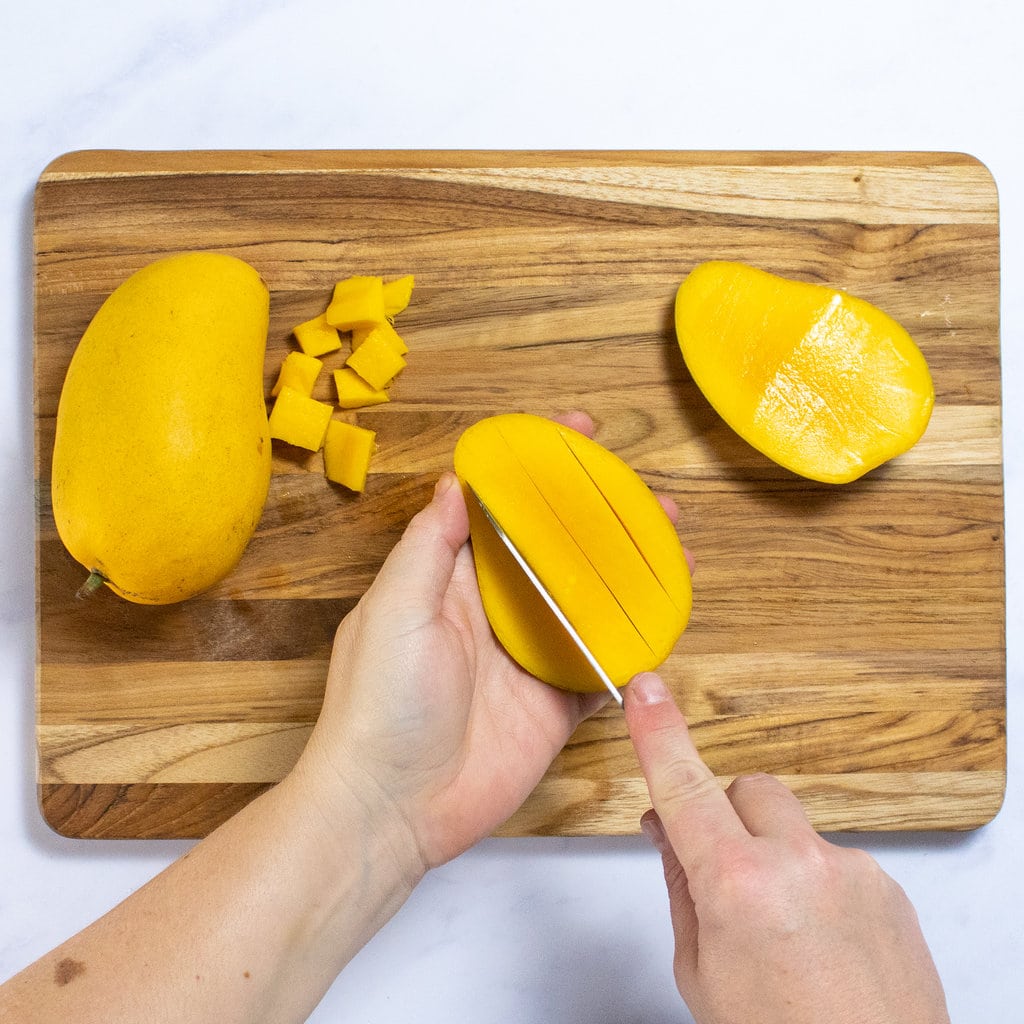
[[297, 412, 674, 877]]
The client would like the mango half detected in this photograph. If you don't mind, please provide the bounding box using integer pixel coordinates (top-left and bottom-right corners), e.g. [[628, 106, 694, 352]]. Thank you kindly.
[[454, 413, 692, 694], [51, 252, 272, 604], [675, 261, 935, 484]]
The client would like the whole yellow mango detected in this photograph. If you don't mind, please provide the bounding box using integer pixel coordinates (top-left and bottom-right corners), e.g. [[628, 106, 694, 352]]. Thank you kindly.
[[454, 414, 691, 695], [51, 252, 272, 604], [675, 261, 935, 484]]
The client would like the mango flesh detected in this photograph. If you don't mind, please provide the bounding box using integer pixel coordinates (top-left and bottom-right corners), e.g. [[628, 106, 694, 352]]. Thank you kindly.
[[382, 274, 414, 317], [675, 261, 935, 484], [345, 328, 406, 390], [454, 414, 692, 693], [268, 385, 333, 451], [333, 367, 389, 409], [293, 313, 342, 357], [271, 350, 323, 398], [325, 276, 387, 330], [323, 419, 376, 492], [51, 251, 272, 604]]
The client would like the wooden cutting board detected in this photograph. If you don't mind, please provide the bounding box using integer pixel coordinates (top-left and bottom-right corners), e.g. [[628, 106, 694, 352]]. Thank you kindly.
[[34, 150, 1005, 838]]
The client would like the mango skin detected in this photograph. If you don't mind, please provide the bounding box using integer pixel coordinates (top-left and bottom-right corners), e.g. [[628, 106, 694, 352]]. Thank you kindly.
[[675, 261, 935, 484], [454, 414, 691, 694], [51, 252, 272, 604]]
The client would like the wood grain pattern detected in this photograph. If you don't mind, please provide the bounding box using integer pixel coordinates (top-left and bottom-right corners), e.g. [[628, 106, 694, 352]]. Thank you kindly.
[[34, 150, 1005, 838]]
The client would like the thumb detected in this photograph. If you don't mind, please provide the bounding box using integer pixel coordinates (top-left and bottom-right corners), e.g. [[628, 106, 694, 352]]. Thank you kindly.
[[642, 810, 700, 981], [367, 472, 470, 620]]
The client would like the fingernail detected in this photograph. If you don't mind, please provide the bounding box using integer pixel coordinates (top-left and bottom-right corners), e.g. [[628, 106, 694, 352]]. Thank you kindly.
[[434, 472, 457, 498], [629, 672, 670, 706], [641, 813, 667, 852]]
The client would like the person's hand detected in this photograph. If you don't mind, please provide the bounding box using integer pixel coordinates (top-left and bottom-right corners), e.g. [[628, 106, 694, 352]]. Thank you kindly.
[[297, 412, 660, 877], [624, 671, 950, 1024]]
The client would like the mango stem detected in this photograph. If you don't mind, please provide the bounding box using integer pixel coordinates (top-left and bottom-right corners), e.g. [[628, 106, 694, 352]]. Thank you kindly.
[[76, 570, 107, 601]]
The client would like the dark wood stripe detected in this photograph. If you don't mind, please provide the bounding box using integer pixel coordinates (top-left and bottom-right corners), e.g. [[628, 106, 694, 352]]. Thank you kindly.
[[39, 782, 273, 839]]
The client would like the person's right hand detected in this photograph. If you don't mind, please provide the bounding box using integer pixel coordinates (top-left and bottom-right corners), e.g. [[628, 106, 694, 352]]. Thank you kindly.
[[624, 671, 951, 1024]]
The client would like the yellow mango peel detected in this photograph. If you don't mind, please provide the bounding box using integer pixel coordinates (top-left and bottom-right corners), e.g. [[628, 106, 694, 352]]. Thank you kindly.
[[675, 261, 935, 484], [454, 413, 692, 694], [51, 251, 271, 604]]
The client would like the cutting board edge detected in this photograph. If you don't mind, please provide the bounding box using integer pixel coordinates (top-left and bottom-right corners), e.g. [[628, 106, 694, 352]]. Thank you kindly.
[[38, 771, 1008, 841], [34, 147, 999, 184]]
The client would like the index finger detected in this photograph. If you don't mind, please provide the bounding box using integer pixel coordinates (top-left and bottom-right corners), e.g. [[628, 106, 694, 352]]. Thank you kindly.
[[625, 672, 747, 881]]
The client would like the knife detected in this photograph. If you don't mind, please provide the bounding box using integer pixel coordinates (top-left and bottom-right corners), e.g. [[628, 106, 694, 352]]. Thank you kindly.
[[467, 485, 624, 706]]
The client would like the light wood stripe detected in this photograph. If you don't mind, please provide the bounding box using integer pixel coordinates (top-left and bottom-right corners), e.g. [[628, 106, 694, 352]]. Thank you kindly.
[[498, 771, 1007, 834], [37, 648, 1003, 725], [37, 151, 998, 224]]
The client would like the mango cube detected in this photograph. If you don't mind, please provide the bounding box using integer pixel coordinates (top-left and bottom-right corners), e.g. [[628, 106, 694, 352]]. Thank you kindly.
[[382, 274, 414, 318], [325, 276, 386, 330], [352, 320, 409, 357], [271, 351, 323, 398], [268, 386, 333, 451], [293, 313, 342, 357], [346, 328, 406, 390], [334, 368, 390, 409], [324, 419, 376, 492]]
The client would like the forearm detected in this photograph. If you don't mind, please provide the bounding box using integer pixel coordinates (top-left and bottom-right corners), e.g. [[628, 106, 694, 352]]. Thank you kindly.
[[0, 760, 423, 1024]]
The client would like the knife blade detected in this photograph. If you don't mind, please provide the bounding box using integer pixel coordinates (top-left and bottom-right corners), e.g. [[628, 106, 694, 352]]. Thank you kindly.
[[467, 485, 624, 706]]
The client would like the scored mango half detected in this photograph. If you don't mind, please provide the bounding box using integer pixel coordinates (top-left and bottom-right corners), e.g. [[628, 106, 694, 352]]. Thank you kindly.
[[675, 261, 935, 484], [454, 413, 692, 695]]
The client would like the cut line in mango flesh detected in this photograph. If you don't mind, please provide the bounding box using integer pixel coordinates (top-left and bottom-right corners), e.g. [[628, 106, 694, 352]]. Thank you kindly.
[[454, 413, 691, 693]]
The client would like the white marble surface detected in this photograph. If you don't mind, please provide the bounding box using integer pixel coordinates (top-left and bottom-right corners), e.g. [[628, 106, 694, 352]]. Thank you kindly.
[[2, 1, 1021, 1020]]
